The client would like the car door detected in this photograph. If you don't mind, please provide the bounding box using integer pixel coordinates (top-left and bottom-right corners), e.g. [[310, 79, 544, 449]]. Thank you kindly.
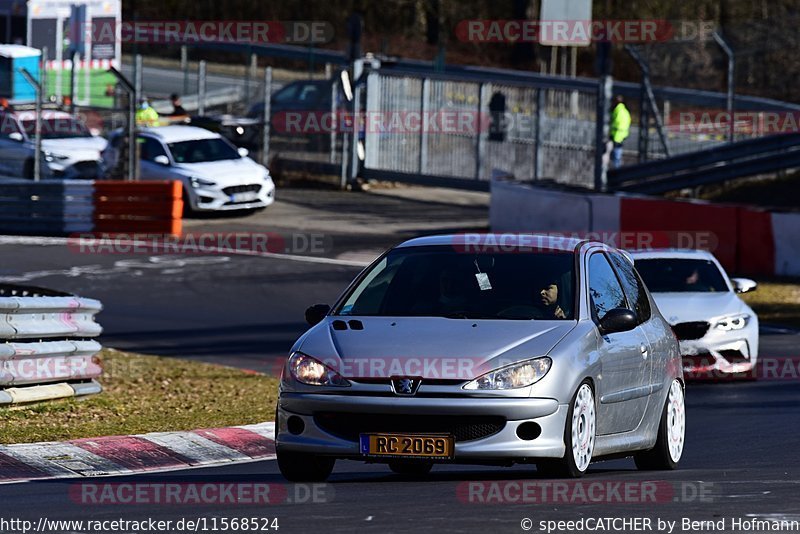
[[0, 113, 27, 176], [137, 136, 172, 180], [588, 252, 652, 435]]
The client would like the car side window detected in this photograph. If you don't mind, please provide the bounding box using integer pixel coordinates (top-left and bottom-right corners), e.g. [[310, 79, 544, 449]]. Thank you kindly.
[[138, 136, 167, 162], [609, 252, 652, 323], [588, 253, 628, 322]]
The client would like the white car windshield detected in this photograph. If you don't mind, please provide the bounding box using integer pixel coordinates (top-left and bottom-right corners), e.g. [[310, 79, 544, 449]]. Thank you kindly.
[[168, 138, 241, 163], [635, 258, 729, 293], [21, 118, 92, 139]]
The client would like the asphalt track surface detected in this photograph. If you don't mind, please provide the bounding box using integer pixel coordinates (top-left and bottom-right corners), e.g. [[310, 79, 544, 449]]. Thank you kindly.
[[1, 240, 800, 533]]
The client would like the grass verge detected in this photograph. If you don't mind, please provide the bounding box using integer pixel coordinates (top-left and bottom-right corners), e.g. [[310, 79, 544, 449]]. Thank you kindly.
[[0, 348, 279, 445], [742, 280, 800, 330]]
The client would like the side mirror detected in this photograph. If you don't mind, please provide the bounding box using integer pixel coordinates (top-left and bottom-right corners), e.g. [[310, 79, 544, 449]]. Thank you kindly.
[[599, 308, 638, 335], [732, 278, 757, 294], [305, 304, 331, 326], [153, 155, 170, 166], [237, 147, 249, 158], [8, 132, 23, 142]]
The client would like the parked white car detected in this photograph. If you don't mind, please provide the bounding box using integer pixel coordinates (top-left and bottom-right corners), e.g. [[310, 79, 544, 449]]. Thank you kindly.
[[102, 126, 275, 212], [630, 249, 759, 377], [0, 109, 106, 179]]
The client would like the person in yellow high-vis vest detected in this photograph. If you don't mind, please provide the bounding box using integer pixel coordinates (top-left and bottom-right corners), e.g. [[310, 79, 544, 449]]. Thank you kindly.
[[609, 95, 631, 168], [135, 98, 160, 128]]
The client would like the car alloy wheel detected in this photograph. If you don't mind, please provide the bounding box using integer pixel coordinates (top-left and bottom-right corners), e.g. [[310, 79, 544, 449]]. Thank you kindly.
[[666, 379, 686, 463], [571, 383, 596, 473]]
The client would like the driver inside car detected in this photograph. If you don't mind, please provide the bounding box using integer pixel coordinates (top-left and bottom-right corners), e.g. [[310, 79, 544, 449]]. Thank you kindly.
[[539, 279, 567, 319]]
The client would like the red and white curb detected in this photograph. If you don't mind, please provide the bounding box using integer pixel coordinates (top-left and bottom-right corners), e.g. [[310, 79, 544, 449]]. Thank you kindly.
[[0, 422, 275, 484]]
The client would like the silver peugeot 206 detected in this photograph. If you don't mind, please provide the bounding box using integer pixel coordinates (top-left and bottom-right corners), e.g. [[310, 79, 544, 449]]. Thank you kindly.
[[276, 234, 685, 480]]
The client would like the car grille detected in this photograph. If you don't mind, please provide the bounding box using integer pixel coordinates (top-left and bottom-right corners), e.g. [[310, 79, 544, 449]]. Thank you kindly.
[[672, 321, 710, 340], [222, 184, 262, 195], [313, 412, 506, 443]]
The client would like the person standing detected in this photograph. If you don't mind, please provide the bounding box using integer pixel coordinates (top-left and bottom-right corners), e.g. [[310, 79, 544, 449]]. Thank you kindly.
[[135, 97, 160, 128], [609, 95, 631, 168]]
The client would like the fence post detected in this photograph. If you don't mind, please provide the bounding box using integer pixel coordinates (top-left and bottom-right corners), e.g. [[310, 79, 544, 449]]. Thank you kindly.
[[348, 59, 364, 186], [69, 51, 77, 113], [247, 53, 257, 105], [638, 78, 649, 163], [180, 45, 188, 96], [419, 77, 430, 174], [534, 87, 544, 181], [18, 69, 41, 181], [330, 71, 337, 164], [198, 60, 207, 115], [134, 54, 142, 101], [475, 82, 486, 180], [41, 47, 48, 102], [261, 67, 272, 167]]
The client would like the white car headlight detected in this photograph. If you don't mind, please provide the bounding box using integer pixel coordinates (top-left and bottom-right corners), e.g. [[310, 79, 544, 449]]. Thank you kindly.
[[44, 151, 70, 162], [463, 357, 551, 390], [285, 352, 350, 387], [190, 176, 217, 188], [714, 314, 750, 331]]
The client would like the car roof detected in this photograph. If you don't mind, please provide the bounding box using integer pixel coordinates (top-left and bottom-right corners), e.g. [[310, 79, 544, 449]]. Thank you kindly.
[[396, 234, 588, 252], [140, 125, 220, 143], [628, 249, 717, 261]]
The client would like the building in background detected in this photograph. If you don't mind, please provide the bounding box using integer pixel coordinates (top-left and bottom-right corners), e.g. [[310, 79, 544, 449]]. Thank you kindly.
[[0, 0, 120, 106]]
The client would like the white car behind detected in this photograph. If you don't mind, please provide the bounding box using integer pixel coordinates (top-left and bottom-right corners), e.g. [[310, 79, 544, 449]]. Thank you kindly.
[[630, 249, 759, 378], [0, 109, 106, 179], [103, 126, 275, 212]]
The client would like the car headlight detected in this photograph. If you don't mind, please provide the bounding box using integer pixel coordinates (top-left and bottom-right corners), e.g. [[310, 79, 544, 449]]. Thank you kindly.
[[463, 357, 552, 390], [714, 314, 750, 331], [190, 176, 217, 188], [44, 151, 70, 162], [286, 352, 350, 387]]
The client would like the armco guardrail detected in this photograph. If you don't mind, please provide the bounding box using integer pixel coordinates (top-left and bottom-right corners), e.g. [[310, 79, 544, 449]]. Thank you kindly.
[[0, 179, 94, 235], [0, 179, 183, 237], [608, 132, 800, 194], [0, 285, 103, 405]]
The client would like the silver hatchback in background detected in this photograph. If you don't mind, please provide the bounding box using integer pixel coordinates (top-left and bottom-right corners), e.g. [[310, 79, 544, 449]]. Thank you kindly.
[[276, 235, 685, 480]]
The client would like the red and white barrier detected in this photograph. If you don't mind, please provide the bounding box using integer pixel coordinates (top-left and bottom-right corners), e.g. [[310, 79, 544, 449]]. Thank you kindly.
[[491, 180, 794, 277]]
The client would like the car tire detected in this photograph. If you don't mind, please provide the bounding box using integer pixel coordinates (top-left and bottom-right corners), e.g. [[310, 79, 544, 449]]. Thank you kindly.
[[181, 190, 195, 217], [388, 461, 433, 476], [276, 449, 335, 482], [23, 159, 34, 180], [537, 380, 596, 478], [634, 379, 685, 471]]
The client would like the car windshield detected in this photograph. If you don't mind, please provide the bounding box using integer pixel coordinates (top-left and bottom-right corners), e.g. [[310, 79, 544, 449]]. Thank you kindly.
[[167, 138, 240, 163], [335, 246, 575, 320], [21, 118, 92, 139], [634, 258, 729, 293]]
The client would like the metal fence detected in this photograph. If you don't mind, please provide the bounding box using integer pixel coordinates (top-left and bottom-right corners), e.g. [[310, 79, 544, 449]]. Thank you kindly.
[[363, 71, 599, 188], [349, 64, 800, 190], [0, 285, 103, 405]]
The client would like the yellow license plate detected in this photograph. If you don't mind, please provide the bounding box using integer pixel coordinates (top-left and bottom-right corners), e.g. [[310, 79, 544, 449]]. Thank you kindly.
[[360, 433, 454, 459]]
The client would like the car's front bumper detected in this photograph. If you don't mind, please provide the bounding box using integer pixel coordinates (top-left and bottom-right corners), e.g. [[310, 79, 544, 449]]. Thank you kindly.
[[50, 159, 104, 180], [189, 179, 275, 212], [679, 321, 759, 377], [276, 392, 568, 462]]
